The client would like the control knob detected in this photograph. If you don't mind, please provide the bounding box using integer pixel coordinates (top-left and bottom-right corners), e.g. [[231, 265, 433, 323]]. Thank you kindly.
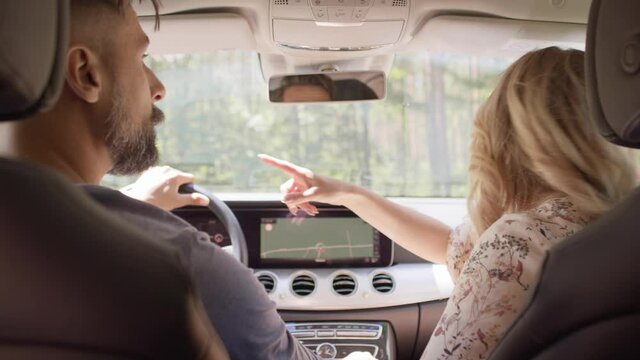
[[316, 342, 337, 359]]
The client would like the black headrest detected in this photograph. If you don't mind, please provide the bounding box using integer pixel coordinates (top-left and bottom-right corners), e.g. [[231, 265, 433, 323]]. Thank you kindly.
[[0, 0, 68, 121], [0, 158, 215, 359], [586, 0, 640, 148]]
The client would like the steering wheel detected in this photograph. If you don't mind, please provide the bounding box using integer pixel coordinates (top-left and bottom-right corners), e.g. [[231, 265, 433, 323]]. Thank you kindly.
[[178, 183, 248, 266]]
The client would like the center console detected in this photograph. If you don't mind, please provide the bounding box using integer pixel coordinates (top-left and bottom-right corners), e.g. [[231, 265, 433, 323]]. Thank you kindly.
[[287, 321, 395, 359]]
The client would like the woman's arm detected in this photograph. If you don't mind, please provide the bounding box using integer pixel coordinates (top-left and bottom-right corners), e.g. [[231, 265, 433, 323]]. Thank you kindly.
[[259, 154, 451, 263]]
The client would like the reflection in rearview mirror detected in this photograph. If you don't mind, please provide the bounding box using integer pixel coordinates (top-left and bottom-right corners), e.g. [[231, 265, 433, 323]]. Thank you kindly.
[[269, 71, 385, 103]]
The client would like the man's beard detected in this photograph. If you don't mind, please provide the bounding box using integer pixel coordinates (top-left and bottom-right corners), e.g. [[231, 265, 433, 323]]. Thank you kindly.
[[105, 90, 165, 176]]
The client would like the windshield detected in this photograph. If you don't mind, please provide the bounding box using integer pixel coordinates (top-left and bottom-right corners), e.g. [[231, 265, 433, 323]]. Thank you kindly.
[[102, 51, 510, 197]]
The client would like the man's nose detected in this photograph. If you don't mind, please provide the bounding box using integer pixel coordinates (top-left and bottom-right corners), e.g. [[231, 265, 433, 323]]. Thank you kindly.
[[147, 67, 166, 101]]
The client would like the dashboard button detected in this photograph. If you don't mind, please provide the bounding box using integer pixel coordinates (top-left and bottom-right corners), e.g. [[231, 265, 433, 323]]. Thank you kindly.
[[213, 233, 224, 244], [312, 6, 329, 20], [374, 0, 392, 6], [336, 330, 378, 338], [292, 330, 316, 338], [329, 0, 354, 5], [354, 0, 372, 6], [328, 6, 354, 21], [352, 7, 369, 21], [317, 330, 335, 337]]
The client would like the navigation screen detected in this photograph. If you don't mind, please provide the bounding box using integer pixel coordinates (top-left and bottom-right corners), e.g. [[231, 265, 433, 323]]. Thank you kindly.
[[260, 217, 380, 263]]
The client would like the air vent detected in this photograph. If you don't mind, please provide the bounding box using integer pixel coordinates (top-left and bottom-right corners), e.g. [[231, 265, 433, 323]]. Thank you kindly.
[[257, 273, 276, 294], [372, 273, 394, 293], [273, 0, 288, 5], [291, 274, 316, 296], [332, 274, 357, 296], [392, 0, 407, 6]]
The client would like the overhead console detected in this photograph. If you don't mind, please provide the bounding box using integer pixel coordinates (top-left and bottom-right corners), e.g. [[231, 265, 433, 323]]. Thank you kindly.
[[270, 0, 410, 51]]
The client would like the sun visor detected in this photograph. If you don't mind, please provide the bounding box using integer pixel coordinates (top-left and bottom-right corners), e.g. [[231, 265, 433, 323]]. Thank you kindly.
[[139, 13, 256, 54], [586, 0, 640, 148], [410, 15, 586, 58]]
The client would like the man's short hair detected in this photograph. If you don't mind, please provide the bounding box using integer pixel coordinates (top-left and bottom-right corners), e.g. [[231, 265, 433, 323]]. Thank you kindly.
[[270, 74, 335, 101], [71, 0, 161, 30]]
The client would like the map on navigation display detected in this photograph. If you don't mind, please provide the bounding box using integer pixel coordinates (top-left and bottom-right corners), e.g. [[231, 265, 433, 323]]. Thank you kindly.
[[260, 217, 377, 262]]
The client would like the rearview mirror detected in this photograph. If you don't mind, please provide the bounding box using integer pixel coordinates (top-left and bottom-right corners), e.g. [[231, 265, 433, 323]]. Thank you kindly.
[[269, 71, 385, 103]]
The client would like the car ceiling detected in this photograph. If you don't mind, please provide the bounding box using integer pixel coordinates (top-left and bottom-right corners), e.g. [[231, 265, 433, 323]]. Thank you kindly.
[[133, 0, 590, 79]]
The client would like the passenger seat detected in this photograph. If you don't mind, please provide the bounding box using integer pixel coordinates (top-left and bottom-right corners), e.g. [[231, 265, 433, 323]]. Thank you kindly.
[[489, 0, 640, 359]]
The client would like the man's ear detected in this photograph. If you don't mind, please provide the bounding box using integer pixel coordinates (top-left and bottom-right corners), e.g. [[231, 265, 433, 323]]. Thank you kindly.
[[65, 46, 103, 104]]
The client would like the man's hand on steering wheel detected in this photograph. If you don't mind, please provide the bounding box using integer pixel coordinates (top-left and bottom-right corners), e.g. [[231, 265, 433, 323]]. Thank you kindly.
[[120, 166, 209, 211], [122, 165, 248, 265]]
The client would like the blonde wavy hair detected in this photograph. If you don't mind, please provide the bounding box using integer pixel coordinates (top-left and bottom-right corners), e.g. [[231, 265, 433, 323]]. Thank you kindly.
[[467, 47, 636, 235]]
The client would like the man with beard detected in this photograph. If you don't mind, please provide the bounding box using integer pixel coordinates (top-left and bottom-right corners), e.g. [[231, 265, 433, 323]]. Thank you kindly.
[[0, 1, 374, 359]]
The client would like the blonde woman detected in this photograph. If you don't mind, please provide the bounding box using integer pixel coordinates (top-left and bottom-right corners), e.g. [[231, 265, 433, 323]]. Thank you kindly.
[[260, 47, 636, 359]]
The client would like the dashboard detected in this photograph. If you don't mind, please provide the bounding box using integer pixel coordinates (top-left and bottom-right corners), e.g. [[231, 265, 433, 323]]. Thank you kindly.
[[173, 200, 454, 359], [184, 205, 393, 268]]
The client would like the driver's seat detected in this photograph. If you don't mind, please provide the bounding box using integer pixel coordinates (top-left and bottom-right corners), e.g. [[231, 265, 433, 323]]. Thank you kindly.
[[0, 1, 228, 358]]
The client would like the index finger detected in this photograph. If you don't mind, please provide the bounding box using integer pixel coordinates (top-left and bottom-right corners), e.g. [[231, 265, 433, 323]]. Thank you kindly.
[[258, 154, 312, 180]]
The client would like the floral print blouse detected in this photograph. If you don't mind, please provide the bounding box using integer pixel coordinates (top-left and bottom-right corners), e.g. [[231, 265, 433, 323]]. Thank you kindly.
[[422, 198, 590, 359]]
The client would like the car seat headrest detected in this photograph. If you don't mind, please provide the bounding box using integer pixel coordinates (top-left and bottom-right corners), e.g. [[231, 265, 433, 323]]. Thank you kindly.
[[0, 0, 68, 121], [586, 0, 640, 148]]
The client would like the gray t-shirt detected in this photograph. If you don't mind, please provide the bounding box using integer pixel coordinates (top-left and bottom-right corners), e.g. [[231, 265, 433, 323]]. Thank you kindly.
[[82, 185, 318, 360]]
